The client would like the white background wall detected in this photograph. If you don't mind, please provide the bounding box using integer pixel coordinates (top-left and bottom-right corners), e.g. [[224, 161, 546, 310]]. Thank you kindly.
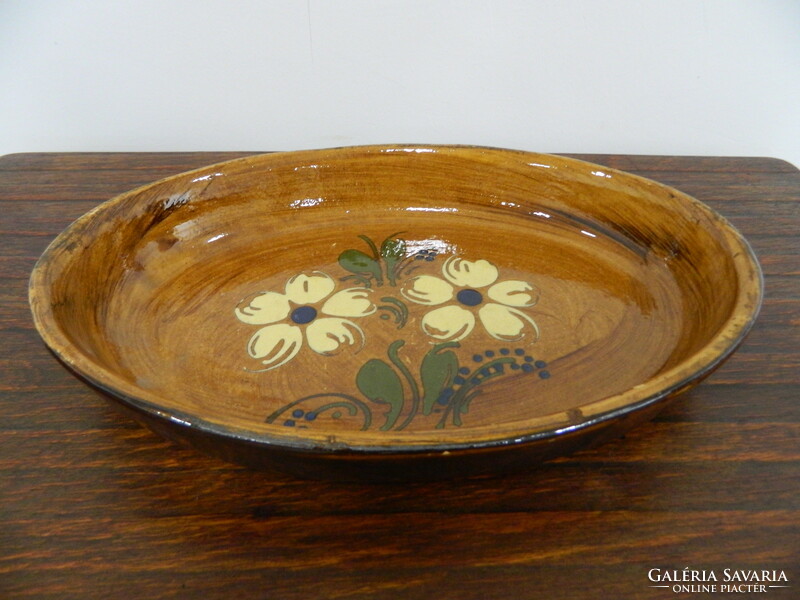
[[2, 0, 798, 167]]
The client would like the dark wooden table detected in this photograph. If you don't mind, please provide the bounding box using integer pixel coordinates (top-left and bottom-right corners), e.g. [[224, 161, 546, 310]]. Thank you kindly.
[[1, 152, 798, 599]]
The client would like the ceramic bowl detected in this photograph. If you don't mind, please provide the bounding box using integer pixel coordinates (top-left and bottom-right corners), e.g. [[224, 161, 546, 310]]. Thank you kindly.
[[29, 146, 762, 480]]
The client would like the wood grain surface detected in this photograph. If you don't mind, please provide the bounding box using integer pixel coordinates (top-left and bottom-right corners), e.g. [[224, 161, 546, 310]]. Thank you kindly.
[[1, 152, 798, 599]]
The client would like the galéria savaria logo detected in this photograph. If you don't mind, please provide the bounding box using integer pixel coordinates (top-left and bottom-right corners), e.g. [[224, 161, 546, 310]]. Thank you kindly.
[[648, 568, 790, 594]]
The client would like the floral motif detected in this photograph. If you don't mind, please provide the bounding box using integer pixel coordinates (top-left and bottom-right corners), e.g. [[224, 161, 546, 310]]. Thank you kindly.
[[236, 234, 552, 431], [267, 342, 552, 431], [235, 271, 375, 371], [401, 257, 539, 343]]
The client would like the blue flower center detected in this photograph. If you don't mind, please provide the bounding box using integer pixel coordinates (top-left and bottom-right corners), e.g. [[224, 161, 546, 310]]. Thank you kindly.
[[290, 305, 318, 324], [456, 288, 483, 306]]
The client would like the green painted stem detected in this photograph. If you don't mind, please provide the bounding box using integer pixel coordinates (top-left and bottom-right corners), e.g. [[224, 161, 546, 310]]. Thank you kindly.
[[380, 296, 408, 327], [341, 273, 373, 288], [393, 254, 419, 280], [435, 357, 516, 428], [389, 341, 422, 431], [313, 401, 372, 430], [266, 393, 372, 429], [358, 234, 380, 260]]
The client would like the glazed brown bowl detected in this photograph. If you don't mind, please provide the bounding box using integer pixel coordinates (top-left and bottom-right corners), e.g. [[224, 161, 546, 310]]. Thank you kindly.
[[29, 146, 762, 481]]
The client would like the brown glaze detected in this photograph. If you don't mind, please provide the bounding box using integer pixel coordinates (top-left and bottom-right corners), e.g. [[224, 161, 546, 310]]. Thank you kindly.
[[28, 146, 763, 478]]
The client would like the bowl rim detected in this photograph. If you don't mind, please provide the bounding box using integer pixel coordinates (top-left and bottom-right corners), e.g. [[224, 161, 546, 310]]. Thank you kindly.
[[28, 144, 764, 455]]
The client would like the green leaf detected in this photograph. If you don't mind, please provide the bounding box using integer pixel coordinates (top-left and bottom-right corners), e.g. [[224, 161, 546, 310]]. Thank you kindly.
[[378, 296, 409, 328], [380, 237, 406, 286], [357, 235, 380, 260], [356, 359, 405, 430], [380, 237, 406, 260], [420, 345, 459, 415], [338, 249, 383, 285]]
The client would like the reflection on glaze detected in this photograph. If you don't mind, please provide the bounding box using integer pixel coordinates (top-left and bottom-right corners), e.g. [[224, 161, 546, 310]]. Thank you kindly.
[[172, 218, 204, 241], [403, 238, 455, 256], [191, 172, 224, 183], [404, 207, 459, 213], [206, 233, 227, 244], [382, 148, 436, 154], [163, 192, 192, 210], [289, 197, 325, 209]]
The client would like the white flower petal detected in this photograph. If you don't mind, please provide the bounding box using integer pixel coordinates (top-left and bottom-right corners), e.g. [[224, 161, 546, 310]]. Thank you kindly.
[[478, 303, 539, 342], [246, 323, 303, 370], [421, 305, 475, 342], [442, 257, 499, 288], [321, 288, 376, 318], [234, 291, 291, 325], [284, 271, 335, 305], [487, 280, 540, 308], [401, 275, 454, 306], [306, 317, 365, 355]]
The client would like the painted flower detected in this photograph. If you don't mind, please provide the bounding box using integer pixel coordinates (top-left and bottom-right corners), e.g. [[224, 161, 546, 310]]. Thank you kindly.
[[235, 272, 375, 371], [401, 257, 539, 342]]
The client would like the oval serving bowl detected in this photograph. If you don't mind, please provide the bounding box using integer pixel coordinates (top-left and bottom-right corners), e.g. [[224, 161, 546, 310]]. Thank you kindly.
[[29, 146, 762, 481]]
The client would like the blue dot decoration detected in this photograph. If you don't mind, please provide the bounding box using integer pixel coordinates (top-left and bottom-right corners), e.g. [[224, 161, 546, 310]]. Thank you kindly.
[[284, 419, 296, 427], [472, 354, 483, 363], [292, 409, 304, 418], [437, 388, 455, 405], [457, 289, 483, 307], [535, 360, 548, 369], [425, 256, 435, 262], [524, 355, 534, 363], [453, 376, 466, 386], [515, 348, 525, 356], [539, 370, 551, 379], [500, 348, 510, 355], [459, 367, 470, 375], [521, 363, 534, 373], [290, 305, 318, 324], [480, 367, 491, 377], [471, 378, 481, 385], [511, 363, 521, 370], [485, 350, 495, 358], [304, 412, 317, 421], [415, 254, 425, 260]]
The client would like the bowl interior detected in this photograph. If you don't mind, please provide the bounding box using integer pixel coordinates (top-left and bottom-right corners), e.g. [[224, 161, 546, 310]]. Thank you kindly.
[[33, 147, 760, 448]]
